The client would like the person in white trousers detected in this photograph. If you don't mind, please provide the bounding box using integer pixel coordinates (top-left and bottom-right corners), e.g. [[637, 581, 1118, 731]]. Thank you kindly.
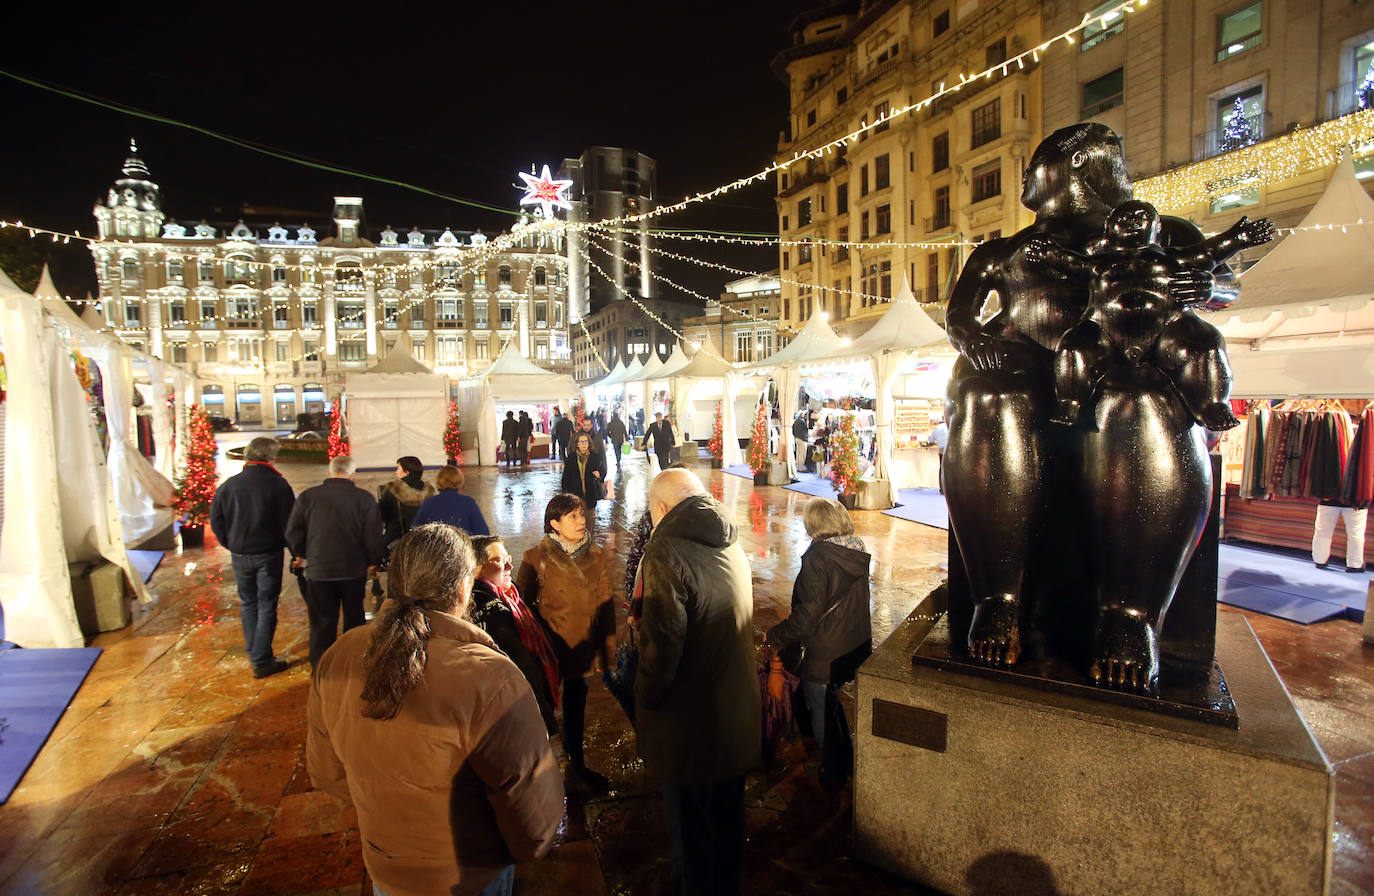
[[1312, 501, 1368, 573]]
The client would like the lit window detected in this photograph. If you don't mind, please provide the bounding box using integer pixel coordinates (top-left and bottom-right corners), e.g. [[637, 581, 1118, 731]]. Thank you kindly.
[[1083, 68, 1125, 117], [1217, 1, 1262, 62], [971, 162, 1002, 203], [1082, 0, 1126, 51]]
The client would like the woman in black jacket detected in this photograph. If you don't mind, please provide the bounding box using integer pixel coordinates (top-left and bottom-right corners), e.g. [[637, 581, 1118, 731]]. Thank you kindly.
[[766, 497, 872, 783], [561, 432, 607, 507], [469, 535, 561, 734]]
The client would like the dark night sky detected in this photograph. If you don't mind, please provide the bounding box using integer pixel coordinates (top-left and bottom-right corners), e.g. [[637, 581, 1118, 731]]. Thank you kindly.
[[0, 2, 821, 304]]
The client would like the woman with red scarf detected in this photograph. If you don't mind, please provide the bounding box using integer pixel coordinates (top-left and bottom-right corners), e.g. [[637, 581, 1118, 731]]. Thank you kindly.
[[470, 535, 561, 734]]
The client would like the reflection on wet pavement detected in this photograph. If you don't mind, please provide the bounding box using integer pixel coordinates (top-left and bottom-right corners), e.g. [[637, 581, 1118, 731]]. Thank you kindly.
[[0, 437, 1369, 895]]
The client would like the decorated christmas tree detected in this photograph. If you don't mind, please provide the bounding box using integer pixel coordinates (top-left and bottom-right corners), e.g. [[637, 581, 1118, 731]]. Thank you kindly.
[[1219, 96, 1256, 152], [747, 401, 770, 475], [328, 399, 349, 458], [443, 400, 463, 465], [1360, 62, 1374, 110], [708, 401, 724, 462], [829, 413, 862, 496], [175, 405, 217, 527]]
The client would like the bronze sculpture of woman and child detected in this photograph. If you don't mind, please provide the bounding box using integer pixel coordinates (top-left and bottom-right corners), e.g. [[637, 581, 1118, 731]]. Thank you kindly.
[[940, 122, 1273, 698]]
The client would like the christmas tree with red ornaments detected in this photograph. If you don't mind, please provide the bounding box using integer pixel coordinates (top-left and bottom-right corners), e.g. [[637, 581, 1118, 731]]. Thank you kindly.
[[708, 401, 724, 462], [175, 405, 217, 527], [747, 401, 770, 475], [443, 401, 463, 465], [328, 399, 349, 458], [829, 413, 861, 496]]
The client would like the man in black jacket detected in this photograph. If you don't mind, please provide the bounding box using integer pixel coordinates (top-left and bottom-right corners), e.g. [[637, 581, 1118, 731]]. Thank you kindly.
[[501, 411, 520, 466], [210, 437, 296, 678], [606, 411, 628, 471], [553, 408, 574, 461], [637, 469, 760, 895], [286, 455, 387, 668], [517, 409, 534, 464], [645, 412, 676, 471]]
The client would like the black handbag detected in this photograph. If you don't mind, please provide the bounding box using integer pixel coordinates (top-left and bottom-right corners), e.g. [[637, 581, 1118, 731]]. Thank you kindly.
[[777, 595, 843, 675]]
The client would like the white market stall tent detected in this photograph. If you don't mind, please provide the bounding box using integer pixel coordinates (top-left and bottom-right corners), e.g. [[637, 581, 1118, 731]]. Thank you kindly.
[[666, 334, 751, 467], [1216, 152, 1374, 398], [746, 311, 844, 480], [1, 267, 167, 647], [456, 341, 578, 466], [815, 277, 952, 506], [345, 347, 449, 471]]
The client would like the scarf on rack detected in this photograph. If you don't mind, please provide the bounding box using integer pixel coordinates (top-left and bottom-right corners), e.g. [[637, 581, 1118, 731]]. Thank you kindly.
[[492, 580, 561, 707]]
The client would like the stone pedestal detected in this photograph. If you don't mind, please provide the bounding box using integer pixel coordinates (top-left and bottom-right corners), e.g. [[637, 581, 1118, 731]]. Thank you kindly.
[[768, 461, 790, 485], [69, 560, 130, 635], [854, 608, 1334, 896], [855, 478, 893, 510]]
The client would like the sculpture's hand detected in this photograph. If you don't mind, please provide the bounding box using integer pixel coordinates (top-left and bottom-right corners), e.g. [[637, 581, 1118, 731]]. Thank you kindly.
[[1232, 215, 1276, 247], [1169, 268, 1215, 306], [1021, 236, 1055, 264], [964, 333, 1008, 371]]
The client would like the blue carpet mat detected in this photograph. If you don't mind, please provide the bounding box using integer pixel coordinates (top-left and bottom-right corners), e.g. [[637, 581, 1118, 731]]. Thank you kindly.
[[782, 472, 837, 498], [1218, 542, 1367, 623], [882, 488, 949, 530], [127, 550, 164, 583], [724, 464, 754, 480], [0, 646, 102, 804]]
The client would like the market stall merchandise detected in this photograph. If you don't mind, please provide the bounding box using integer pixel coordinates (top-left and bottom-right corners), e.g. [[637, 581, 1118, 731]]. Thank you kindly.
[[746, 312, 844, 481]]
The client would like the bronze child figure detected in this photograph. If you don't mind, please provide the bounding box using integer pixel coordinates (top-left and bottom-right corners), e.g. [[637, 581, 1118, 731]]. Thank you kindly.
[[1024, 200, 1274, 431]]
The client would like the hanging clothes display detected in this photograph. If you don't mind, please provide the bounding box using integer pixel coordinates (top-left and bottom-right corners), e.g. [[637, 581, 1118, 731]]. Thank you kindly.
[[1227, 401, 1371, 557]]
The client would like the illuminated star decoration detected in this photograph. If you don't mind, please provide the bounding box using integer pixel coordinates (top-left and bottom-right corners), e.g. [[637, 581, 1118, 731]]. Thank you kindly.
[[517, 164, 574, 218]]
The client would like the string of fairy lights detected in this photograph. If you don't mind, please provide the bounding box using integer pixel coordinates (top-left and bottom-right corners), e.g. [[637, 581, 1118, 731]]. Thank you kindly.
[[584, 229, 799, 337]]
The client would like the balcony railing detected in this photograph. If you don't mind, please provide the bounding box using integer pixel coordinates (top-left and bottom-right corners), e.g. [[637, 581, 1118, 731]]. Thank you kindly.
[[273, 319, 291, 329], [926, 212, 952, 232], [338, 319, 365, 329], [1328, 79, 1374, 122], [1194, 112, 1268, 162], [435, 319, 463, 329]]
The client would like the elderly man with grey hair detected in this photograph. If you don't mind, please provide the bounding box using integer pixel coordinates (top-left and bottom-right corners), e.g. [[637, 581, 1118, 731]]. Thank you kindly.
[[286, 455, 387, 668], [210, 437, 297, 678], [636, 468, 760, 895]]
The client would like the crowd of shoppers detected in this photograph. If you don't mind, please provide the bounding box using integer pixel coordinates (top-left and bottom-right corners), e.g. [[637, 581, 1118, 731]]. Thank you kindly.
[[208, 436, 873, 896]]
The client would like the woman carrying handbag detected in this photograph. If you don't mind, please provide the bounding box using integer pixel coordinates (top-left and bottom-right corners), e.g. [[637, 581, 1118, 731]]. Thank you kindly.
[[765, 497, 872, 784]]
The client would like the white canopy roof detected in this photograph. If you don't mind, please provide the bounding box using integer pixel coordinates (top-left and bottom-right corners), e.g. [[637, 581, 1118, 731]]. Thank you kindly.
[[364, 343, 435, 374], [1217, 153, 1374, 341], [34, 265, 87, 333], [620, 356, 645, 383], [627, 350, 666, 382], [1215, 153, 1374, 397], [594, 358, 628, 387], [655, 342, 693, 378], [672, 331, 734, 378], [463, 340, 578, 402], [747, 310, 843, 369], [824, 276, 949, 360]]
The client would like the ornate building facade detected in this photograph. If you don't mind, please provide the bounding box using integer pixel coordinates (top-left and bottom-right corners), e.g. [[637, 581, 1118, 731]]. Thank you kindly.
[[1042, 0, 1374, 251], [771, 0, 1042, 336], [91, 143, 571, 427], [682, 272, 784, 364]]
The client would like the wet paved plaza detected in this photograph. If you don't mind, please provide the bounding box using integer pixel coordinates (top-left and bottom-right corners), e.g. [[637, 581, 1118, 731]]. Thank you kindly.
[[0, 442, 1370, 895]]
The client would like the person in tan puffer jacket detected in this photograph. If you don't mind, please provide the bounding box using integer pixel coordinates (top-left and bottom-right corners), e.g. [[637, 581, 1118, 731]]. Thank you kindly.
[[308, 523, 564, 896], [515, 492, 616, 795]]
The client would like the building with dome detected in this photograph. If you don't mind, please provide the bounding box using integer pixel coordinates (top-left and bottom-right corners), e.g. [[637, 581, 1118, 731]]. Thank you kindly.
[[90, 143, 572, 427]]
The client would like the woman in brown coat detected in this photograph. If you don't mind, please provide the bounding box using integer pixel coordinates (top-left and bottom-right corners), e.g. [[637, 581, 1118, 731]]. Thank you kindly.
[[516, 492, 616, 794], [308, 524, 564, 896]]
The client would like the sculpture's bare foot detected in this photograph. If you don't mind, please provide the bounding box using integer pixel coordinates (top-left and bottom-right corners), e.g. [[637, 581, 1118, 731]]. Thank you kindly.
[[967, 596, 1021, 667], [1089, 607, 1159, 695], [1197, 401, 1241, 431]]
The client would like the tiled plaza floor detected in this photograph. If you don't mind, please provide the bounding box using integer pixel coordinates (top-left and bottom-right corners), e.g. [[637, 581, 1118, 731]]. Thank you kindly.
[[0, 441, 1369, 895]]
